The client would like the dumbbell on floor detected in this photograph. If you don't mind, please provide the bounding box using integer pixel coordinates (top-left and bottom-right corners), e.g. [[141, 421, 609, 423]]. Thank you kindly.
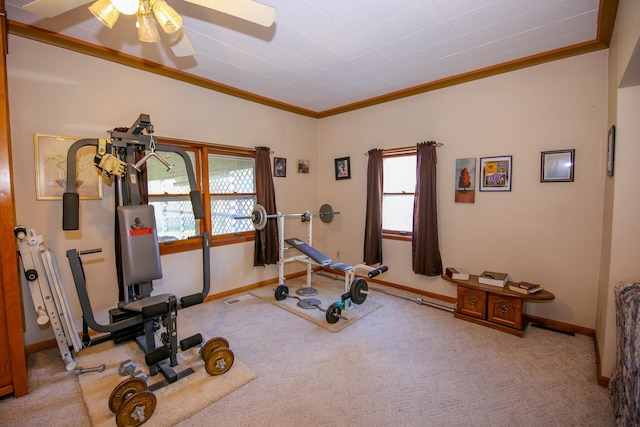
[[200, 337, 234, 376], [118, 359, 149, 382]]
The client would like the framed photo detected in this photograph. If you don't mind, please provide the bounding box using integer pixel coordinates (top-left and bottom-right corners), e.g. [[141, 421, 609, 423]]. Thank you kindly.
[[607, 125, 615, 177], [297, 159, 310, 174], [541, 149, 575, 182], [335, 156, 351, 180], [479, 155, 512, 192], [35, 133, 103, 200], [274, 157, 286, 177]]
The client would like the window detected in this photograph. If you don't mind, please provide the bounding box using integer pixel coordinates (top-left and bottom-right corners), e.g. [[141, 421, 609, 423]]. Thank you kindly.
[[146, 138, 256, 253], [382, 151, 416, 238]]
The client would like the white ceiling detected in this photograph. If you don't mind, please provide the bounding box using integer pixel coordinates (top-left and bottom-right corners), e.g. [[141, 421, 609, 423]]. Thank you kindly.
[[6, 0, 603, 114]]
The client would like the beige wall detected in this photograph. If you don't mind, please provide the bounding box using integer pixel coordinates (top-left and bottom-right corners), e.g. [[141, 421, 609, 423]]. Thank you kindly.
[[598, 0, 640, 380], [8, 35, 318, 345], [317, 51, 608, 328], [8, 35, 614, 355]]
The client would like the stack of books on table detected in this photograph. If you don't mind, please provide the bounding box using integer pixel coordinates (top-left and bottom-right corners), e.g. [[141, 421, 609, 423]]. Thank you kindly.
[[508, 282, 543, 294], [445, 267, 469, 280], [478, 271, 509, 287]]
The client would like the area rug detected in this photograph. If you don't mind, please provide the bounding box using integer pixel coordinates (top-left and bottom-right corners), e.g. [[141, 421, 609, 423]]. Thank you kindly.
[[74, 315, 256, 427], [250, 274, 382, 332]]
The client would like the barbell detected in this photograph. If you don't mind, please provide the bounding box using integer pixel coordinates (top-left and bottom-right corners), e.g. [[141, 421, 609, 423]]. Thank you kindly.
[[236, 203, 340, 231]]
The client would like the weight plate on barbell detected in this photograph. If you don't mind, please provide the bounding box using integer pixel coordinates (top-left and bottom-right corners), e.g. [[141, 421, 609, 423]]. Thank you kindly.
[[350, 278, 368, 305], [204, 347, 235, 376], [319, 204, 334, 223], [201, 337, 230, 361], [109, 377, 148, 414], [115, 390, 157, 427], [274, 285, 289, 301], [252, 204, 268, 230], [325, 303, 342, 324]]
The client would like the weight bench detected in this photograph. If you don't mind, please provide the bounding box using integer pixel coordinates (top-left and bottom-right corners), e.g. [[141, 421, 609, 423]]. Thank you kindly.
[[282, 238, 388, 322], [67, 205, 203, 382]]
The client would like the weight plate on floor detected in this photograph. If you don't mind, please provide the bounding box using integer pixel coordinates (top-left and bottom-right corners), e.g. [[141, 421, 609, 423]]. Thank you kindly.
[[325, 303, 341, 324], [201, 337, 230, 361], [274, 285, 289, 301], [297, 298, 321, 309], [109, 377, 148, 414], [115, 390, 157, 427], [252, 204, 267, 230], [295, 287, 319, 296], [350, 278, 368, 305], [204, 347, 235, 376], [319, 204, 335, 223]]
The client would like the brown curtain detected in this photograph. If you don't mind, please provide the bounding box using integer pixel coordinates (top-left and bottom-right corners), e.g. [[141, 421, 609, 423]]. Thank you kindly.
[[363, 149, 383, 265], [412, 142, 443, 276], [254, 147, 279, 266]]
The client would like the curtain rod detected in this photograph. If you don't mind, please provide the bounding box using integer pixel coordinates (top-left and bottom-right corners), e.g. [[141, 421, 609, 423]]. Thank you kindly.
[[364, 141, 443, 155]]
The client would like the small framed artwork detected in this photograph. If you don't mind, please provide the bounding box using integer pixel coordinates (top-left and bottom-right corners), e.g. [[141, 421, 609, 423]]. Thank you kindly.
[[35, 133, 103, 200], [335, 156, 351, 180], [607, 125, 615, 177], [541, 149, 575, 182], [274, 157, 286, 177], [297, 160, 310, 174], [479, 155, 512, 192]]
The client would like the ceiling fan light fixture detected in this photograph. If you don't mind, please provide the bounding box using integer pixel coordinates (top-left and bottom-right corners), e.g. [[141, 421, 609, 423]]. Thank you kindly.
[[88, 0, 121, 29], [137, 1, 161, 42], [151, 0, 182, 34], [111, 0, 139, 15]]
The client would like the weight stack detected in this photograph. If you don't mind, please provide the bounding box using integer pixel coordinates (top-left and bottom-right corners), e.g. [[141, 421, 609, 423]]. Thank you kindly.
[[109, 308, 144, 344]]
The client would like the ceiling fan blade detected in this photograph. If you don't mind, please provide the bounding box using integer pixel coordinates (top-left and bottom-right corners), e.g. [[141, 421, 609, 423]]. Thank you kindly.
[[23, 0, 91, 18], [184, 0, 275, 27], [169, 30, 196, 57]]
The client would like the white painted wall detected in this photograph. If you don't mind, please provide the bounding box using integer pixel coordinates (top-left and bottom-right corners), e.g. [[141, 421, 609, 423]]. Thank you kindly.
[[317, 51, 608, 328]]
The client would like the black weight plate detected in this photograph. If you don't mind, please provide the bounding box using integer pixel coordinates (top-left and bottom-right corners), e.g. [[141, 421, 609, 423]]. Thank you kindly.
[[350, 278, 368, 305], [325, 303, 341, 324], [274, 285, 289, 301]]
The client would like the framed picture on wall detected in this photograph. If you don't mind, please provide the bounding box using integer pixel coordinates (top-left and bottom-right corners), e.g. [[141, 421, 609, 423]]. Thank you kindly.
[[297, 160, 310, 174], [479, 155, 512, 192], [335, 156, 351, 180], [541, 149, 575, 182], [455, 157, 476, 203], [35, 133, 103, 200], [274, 157, 286, 177]]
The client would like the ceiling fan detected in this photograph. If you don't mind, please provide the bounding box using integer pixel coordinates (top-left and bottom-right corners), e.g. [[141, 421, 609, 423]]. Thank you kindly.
[[21, 0, 276, 57]]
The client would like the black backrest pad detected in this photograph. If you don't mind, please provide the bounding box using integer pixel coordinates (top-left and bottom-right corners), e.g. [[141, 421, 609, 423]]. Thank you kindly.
[[117, 205, 163, 286]]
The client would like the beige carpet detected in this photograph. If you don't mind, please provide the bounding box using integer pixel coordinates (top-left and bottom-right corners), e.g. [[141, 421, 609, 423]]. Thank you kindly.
[[74, 315, 255, 427], [250, 274, 382, 332]]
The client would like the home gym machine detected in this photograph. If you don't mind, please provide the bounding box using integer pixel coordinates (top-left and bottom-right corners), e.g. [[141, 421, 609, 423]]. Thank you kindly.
[[238, 204, 388, 323], [62, 115, 233, 387]]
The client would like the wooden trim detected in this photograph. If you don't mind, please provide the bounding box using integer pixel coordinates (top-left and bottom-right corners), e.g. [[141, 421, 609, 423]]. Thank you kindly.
[[7, 0, 618, 119], [0, 3, 28, 397]]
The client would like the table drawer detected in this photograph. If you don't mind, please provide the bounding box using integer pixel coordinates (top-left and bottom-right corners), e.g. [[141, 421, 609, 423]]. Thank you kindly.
[[488, 294, 523, 329], [457, 287, 487, 319]]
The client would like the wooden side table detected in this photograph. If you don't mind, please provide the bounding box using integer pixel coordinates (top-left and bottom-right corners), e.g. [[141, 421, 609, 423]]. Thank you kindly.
[[442, 274, 555, 337]]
